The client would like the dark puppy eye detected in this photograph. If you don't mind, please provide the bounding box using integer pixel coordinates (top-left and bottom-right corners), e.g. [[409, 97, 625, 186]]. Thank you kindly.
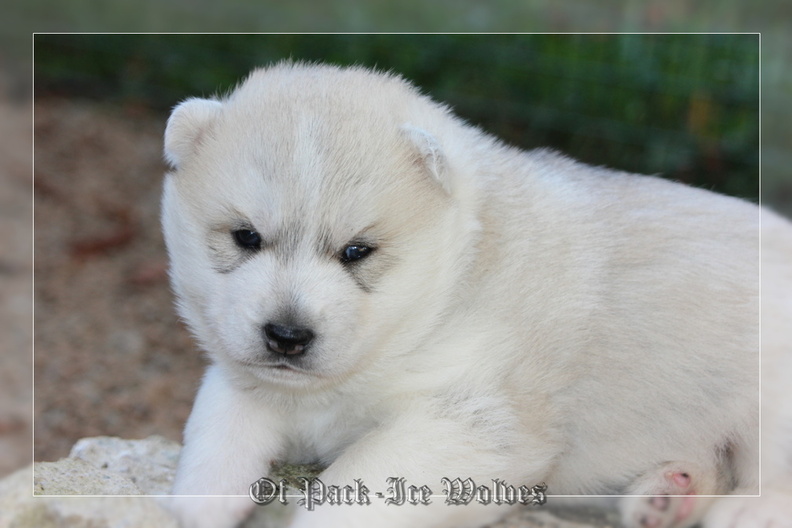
[[341, 245, 373, 263], [232, 229, 262, 250]]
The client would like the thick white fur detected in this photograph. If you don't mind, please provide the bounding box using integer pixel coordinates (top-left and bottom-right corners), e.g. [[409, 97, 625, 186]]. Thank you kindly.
[[161, 63, 789, 528]]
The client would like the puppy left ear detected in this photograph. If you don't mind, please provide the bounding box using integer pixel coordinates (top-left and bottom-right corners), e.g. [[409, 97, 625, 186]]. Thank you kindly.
[[164, 97, 223, 169], [401, 124, 451, 195]]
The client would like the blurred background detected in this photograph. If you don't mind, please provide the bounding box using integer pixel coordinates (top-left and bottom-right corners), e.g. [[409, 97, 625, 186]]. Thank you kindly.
[[35, 34, 760, 201], [1, 0, 788, 484]]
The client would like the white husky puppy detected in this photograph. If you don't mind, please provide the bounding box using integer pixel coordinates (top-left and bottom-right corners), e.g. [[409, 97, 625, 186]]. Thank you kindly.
[[161, 62, 790, 528]]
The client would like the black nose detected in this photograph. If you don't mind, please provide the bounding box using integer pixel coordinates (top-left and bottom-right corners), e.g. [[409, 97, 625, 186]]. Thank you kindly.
[[263, 323, 314, 356]]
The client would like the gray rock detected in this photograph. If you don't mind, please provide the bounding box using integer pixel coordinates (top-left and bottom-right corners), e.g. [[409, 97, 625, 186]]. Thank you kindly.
[[0, 436, 180, 528], [69, 435, 180, 494], [1, 464, 178, 528], [34, 458, 142, 495]]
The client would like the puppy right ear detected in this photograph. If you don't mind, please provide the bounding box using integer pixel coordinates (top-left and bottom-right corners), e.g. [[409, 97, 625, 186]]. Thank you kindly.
[[401, 124, 451, 195], [164, 98, 223, 168]]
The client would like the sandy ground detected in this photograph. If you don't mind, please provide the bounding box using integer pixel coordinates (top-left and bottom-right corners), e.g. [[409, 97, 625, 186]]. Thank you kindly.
[[30, 95, 205, 463], [0, 80, 34, 476]]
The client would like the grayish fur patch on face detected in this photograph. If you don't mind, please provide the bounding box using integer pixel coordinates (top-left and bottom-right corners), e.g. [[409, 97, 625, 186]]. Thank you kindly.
[[342, 246, 396, 293], [328, 225, 399, 294], [206, 222, 263, 274]]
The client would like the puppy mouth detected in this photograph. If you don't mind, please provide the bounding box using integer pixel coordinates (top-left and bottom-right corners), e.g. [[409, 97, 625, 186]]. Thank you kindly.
[[268, 361, 302, 371], [242, 357, 314, 376]]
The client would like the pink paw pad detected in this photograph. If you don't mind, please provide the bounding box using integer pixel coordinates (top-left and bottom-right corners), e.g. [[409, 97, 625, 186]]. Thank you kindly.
[[669, 471, 691, 491], [624, 465, 702, 528]]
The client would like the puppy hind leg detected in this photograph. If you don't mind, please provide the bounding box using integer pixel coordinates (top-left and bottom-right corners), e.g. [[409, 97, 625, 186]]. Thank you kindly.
[[620, 461, 717, 528]]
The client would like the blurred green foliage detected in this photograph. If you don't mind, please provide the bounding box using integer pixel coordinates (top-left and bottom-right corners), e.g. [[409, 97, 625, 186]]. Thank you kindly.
[[34, 34, 758, 201]]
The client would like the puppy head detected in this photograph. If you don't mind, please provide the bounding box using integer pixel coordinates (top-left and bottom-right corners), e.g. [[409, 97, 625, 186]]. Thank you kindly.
[[162, 63, 478, 391]]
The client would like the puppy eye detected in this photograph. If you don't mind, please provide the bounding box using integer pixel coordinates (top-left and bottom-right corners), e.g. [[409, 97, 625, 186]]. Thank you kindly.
[[232, 229, 262, 250], [340, 244, 373, 263]]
